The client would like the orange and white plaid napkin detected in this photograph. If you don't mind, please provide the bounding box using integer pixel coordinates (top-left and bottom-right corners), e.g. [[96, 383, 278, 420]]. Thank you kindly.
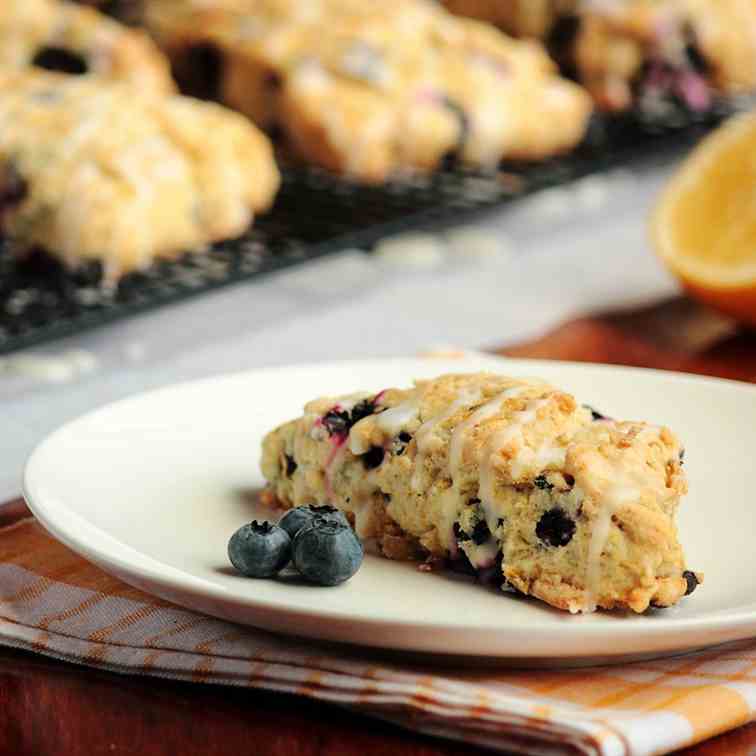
[[2, 512, 756, 756]]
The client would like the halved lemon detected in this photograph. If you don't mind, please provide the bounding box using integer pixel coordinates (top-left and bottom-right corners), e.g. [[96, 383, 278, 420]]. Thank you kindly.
[[652, 112, 756, 326]]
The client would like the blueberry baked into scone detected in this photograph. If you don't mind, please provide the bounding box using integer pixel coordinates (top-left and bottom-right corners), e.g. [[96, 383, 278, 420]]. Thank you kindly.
[[0, 70, 280, 282], [142, 0, 592, 182], [1, 0, 174, 94], [443, 0, 756, 115], [261, 372, 701, 613]]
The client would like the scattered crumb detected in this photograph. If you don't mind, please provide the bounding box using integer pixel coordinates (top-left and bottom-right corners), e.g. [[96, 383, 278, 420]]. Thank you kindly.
[[443, 227, 514, 263], [373, 232, 445, 270], [0, 348, 99, 383], [417, 555, 446, 572], [575, 176, 609, 212]]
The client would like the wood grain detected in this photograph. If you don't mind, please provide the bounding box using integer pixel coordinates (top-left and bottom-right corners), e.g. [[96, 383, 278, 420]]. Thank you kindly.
[[2, 295, 755, 756]]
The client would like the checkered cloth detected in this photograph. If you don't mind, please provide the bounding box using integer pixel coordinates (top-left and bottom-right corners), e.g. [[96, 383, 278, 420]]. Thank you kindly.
[[1, 510, 755, 756]]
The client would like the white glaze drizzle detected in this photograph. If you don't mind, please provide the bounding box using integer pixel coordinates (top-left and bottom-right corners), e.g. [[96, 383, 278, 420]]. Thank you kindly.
[[375, 398, 421, 436], [477, 396, 555, 533], [349, 394, 421, 455], [411, 388, 482, 492], [582, 426, 663, 612], [416, 382, 556, 553], [441, 383, 561, 550], [448, 384, 528, 482]]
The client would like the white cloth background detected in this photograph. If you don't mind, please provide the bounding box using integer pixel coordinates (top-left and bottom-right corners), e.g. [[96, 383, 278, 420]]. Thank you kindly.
[[0, 160, 681, 502]]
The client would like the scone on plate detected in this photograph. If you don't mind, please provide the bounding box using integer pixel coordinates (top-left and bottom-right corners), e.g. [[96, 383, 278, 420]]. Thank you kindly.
[[143, 0, 592, 182], [0, 70, 280, 283], [261, 372, 700, 614], [0, 0, 174, 94]]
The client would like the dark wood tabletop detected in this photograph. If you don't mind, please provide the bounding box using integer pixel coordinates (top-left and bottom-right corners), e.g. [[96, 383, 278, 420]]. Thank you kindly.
[[2, 296, 756, 756]]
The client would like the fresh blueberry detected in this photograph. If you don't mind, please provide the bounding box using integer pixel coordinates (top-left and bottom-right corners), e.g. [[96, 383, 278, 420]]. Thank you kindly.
[[292, 520, 363, 586], [228, 520, 291, 578], [683, 570, 699, 596], [536, 508, 576, 548], [278, 504, 348, 540]]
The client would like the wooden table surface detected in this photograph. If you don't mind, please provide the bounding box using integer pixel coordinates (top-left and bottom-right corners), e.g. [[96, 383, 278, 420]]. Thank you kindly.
[[2, 297, 756, 756]]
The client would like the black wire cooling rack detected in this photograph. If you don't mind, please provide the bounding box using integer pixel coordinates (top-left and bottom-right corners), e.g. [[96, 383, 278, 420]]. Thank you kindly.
[[0, 106, 730, 354]]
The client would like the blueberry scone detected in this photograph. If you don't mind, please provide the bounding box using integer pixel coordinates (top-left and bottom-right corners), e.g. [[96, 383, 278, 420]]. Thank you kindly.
[[0, 70, 280, 282], [261, 372, 700, 613], [445, 0, 756, 115], [565, 0, 756, 115], [143, 0, 592, 182], [1, 0, 174, 94]]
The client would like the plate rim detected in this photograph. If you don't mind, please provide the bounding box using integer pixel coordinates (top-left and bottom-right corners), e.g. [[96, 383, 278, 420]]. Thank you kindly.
[[22, 355, 756, 658]]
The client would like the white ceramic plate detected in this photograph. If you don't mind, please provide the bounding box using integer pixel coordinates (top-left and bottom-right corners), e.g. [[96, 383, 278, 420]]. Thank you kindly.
[[23, 356, 756, 662]]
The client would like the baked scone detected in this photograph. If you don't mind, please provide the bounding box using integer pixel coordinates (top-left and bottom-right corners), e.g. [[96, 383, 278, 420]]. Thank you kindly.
[[0, 0, 174, 94], [261, 372, 700, 614], [445, 0, 756, 114], [0, 70, 280, 282], [567, 0, 756, 114], [143, 0, 592, 182]]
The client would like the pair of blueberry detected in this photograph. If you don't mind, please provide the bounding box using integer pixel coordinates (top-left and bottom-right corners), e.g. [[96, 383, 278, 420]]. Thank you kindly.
[[228, 504, 363, 586]]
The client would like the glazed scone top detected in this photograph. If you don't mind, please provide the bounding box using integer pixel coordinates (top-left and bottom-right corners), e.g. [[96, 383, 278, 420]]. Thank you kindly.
[[272, 372, 688, 612], [0, 70, 280, 280], [146, 0, 591, 177], [344, 374, 589, 492], [0, 0, 175, 94]]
